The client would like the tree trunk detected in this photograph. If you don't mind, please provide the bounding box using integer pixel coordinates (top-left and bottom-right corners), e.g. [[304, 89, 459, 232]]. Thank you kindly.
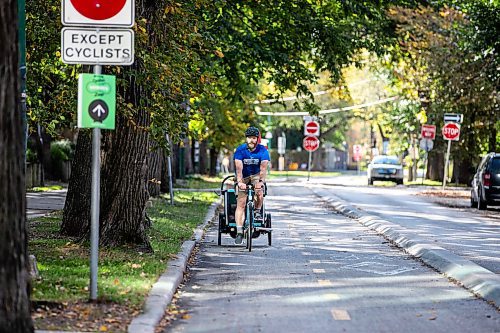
[[199, 140, 208, 174], [147, 146, 162, 197], [209, 147, 218, 176], [0, 1, 34, 330], [99, 76, 152, 250], [428, 150, 444, 181], [61, 129, 92, 237]]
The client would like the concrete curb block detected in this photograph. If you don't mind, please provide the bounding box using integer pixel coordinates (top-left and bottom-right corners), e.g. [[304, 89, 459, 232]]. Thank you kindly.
[[128, 200, 221, 333], [311, 187, 500, 309]]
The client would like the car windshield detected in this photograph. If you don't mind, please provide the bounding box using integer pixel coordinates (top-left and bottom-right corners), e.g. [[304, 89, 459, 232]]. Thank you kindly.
[[372, 156, 400, 165], [491, 157, 500, 173]]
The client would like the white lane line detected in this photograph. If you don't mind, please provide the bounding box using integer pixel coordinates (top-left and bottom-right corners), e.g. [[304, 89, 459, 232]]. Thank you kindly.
[[331, 309, 351, 320], [313, 268, 326, 274], [318, 279, 333, 286], [302, 252, 312, 256], [309, 260, 321, 264]]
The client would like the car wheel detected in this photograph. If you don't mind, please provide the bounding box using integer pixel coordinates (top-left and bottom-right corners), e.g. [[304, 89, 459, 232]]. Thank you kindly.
[[470, 190, 478, 208], [477, 188, 487, 210], [396, 179, 403, 185]]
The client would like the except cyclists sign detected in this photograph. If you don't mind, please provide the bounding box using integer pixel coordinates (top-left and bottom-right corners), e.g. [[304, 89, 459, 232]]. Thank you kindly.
[[62, 28, 134, 65], [62, 0, 135, 27], [304, 120, 320, 136], [442, 122, 460, 141], [303, 135, 320, 152]]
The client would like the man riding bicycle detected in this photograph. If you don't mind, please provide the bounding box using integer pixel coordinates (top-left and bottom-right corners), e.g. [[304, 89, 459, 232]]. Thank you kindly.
[[233, 126, 270, 245]]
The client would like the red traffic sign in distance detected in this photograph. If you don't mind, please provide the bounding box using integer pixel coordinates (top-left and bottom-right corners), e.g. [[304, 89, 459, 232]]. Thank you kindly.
[[421, 124, 436, 140], [442, 122, 460, 141], [304, 120, 320, 136], [303, 135, 320, 152], [63, 0, 135, 27]]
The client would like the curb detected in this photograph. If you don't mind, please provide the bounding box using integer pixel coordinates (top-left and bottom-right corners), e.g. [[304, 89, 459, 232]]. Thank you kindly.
[[127, 200, 220, 333], [310, 186, 500, 309]]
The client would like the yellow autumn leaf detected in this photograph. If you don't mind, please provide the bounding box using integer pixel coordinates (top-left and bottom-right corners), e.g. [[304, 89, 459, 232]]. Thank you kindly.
[[99, 325, 108, 332], [214, 50, 224, 58]]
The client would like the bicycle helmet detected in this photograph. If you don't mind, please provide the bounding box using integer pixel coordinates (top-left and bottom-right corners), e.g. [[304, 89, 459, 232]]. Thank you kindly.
[[245, 126, 260, 137]]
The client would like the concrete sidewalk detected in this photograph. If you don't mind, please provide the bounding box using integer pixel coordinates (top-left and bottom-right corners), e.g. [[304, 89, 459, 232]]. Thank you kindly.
[[27, 189, 67, 219]]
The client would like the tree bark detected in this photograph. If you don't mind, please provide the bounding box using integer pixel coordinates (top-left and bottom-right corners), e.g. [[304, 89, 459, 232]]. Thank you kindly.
[[99, 74, 152, 250], [147, 145, 162, 197], [209, 147, 218, 176], [199, 140, 208, 174], [0, 1, 34, 330], [61, 129, 92, 237]]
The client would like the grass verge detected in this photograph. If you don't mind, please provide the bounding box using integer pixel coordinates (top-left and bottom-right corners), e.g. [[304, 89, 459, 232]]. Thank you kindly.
[[174, 174, 223, 189], [30, 191, 218, 332]]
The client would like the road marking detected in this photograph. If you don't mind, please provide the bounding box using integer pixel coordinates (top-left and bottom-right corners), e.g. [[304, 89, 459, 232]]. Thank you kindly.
[[309, 260, 321, 264], [302, 252, 312, 256], [318, 279, 332, 286], [331, 309, 351, 320], [313, 268, 325, 273], [323, 293, 340, 300]]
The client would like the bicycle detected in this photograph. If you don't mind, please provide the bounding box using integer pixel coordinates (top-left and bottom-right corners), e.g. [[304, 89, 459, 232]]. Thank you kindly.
[[218, 175, 272, 251]]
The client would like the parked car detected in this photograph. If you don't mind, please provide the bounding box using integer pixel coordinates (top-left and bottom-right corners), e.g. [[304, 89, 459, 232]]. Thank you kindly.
[[367, 155, 404, 185], [471, 152, 500, 210]]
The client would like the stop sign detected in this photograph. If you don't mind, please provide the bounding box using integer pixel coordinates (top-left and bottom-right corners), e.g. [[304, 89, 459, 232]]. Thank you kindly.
[[442, 122, 460, 141], [62, 0, 135, 27], [304, 120, 320, 136], [303, 136, 320, 152]]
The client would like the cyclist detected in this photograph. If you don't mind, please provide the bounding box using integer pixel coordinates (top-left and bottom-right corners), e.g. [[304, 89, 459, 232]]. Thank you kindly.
[[233, 126, 270, 245]]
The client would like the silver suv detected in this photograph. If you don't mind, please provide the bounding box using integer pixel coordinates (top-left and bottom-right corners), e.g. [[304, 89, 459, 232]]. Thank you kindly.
[[471, 152, 500, 210]]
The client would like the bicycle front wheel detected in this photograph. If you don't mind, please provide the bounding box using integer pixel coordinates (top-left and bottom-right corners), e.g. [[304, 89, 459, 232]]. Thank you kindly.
[[246, 203, 253, 252]]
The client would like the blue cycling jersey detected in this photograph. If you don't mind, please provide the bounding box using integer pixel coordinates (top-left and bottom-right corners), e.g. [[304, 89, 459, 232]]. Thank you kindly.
[[234, 143, 270, 179]]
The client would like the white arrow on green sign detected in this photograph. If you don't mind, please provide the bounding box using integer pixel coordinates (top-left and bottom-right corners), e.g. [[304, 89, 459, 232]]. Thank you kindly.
[[78, 73, 116, 129]]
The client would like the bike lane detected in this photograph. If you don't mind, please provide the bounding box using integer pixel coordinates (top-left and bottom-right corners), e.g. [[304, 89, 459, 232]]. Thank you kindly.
[[162, 185, 499, 333]]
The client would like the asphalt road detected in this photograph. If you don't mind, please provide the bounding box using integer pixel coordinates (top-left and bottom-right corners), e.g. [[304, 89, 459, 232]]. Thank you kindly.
[[309, 183, 500, 274], [164, 185, 499, 333]]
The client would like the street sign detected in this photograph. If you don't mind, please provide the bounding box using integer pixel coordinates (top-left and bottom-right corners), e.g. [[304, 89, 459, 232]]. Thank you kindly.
[[419, 138, 434, 152], [78, 73, 116, 129], [62, 0, 135, 27], [442, 122, 460, 141], [352, 144, 362, 162], [303, 135, 320, 152], [62, 28, 134, 65], [304, 120, 320, 136], [444, 113, 463, 123], [421, 124, 436, 140]]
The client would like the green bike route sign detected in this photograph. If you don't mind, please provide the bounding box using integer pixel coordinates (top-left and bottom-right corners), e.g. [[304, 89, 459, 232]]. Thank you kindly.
[[78, 73, 116, 129]]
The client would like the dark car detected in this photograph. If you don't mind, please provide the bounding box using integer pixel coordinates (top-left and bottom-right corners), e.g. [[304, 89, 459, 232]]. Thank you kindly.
[[471, 152, 500, 210]]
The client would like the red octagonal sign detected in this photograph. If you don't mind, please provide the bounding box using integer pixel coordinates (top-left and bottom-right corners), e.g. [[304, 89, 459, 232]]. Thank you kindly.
[[62, 0, 134, 27], [303, 135, 320, 152], [442, 122, 460, 141]]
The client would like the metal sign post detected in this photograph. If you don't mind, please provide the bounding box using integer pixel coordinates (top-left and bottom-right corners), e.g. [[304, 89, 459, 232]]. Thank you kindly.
[[442, 140, 451, 190], [166, 134, 174, 205], [89, 65, 102, 301]]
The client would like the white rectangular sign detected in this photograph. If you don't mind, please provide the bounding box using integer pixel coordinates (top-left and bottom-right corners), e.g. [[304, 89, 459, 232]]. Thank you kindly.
[[444, 113, 463, 123], [61, 28, 134, 65], [62, 0, 135, 27]]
